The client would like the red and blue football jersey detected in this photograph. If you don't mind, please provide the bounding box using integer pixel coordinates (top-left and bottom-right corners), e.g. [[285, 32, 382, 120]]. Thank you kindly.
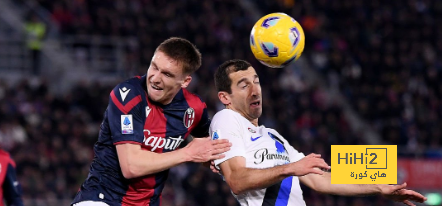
[[0, 149, 24, 206], [72, 75, 210, 206]]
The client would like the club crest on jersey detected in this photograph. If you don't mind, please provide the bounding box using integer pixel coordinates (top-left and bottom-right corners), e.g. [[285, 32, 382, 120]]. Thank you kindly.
[[121, 115, 133, 134], [248, 127, 256, 133], [183, 108, 195, 128]]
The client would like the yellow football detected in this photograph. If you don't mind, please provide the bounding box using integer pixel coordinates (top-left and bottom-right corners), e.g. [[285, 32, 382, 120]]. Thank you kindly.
[[250, 13, 305, 68]]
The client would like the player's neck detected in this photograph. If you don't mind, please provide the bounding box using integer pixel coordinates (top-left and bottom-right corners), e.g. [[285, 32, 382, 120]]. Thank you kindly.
[[250, 119, 258, 127], [225, 107, 259, 126]]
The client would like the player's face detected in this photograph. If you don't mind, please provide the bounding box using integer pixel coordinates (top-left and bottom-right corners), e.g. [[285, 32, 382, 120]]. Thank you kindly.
[[226, 66, 262, 122], [146, 51, 191, 105]]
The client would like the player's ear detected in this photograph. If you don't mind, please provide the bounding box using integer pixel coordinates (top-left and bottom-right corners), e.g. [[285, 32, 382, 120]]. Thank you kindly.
[[181, 75, 192, 88], [218, 91, 230, 105]]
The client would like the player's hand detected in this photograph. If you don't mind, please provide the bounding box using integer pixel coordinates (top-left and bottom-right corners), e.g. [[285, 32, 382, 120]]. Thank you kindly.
[[209, 161, 221, 174], [202, 161, 220, 174], [380, 183, 427, 206], [290, 153, 330, 176], [184, 137, 231, 163]]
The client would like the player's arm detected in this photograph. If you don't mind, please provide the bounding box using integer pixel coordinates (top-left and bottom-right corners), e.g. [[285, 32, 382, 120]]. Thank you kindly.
[[299, 171, 426, 206], [299, 171, 380, 195], [117, 138, 230, 178], [3, 162, 24, 206], [219, 153, 329, 195]]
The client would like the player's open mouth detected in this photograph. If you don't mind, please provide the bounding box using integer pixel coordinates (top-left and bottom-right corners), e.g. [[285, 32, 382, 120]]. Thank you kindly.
[[151, 84, 163, 90], [250, 101, 260, 107]]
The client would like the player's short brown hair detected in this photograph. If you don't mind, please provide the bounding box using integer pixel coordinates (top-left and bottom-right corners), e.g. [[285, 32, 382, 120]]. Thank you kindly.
[[156, 37, 202, 75], [215, 59, 252, 94]]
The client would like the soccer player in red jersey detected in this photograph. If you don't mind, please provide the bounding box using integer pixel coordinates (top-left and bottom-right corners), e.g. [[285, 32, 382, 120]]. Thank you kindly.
[[0, 148, 24, 206], [72, 37, 231, 206]]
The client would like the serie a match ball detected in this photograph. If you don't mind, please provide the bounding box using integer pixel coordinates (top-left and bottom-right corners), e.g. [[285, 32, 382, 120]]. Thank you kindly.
[[250, 13, 305, 68]]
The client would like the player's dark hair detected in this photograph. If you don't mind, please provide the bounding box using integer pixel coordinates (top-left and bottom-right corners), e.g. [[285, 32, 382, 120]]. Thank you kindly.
[[215, 59, 252, 94], [156, 37, 202, 75]]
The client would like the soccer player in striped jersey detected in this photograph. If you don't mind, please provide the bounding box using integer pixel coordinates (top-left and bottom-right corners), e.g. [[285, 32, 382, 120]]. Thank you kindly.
[[0, 148, 24, 206], [210, 59, 426, 206], [72, 37, 231, 206]]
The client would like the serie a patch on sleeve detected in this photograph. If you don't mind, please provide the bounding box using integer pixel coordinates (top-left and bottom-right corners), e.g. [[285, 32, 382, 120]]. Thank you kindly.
[[121, 115, 134, 134], [211, 130, 220, 140]]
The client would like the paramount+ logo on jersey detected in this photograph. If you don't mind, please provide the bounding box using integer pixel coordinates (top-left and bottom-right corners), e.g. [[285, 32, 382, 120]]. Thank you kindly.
[[331, 145, 397, 184]]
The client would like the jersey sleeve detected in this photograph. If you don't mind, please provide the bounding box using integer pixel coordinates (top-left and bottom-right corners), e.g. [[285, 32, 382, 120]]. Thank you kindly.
[[107, 82, 145, 145], [210, 110, 246, 168], [190, 106, 210, 137], [3, 161, 24, 206], [287, 145, 305, 163]]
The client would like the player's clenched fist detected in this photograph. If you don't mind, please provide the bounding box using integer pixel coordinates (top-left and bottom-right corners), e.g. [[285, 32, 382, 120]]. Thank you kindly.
[[183, 137, 232, 163], [289, 153, 331, 176]]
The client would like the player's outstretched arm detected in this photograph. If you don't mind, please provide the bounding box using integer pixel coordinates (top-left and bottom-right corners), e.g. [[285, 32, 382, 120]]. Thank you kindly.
[[380, 183, 427, 206], [299, 172, 426, 206], [219, 153, 330, 195], [300, 171, 381, 196], [117, 138, 231, 179]]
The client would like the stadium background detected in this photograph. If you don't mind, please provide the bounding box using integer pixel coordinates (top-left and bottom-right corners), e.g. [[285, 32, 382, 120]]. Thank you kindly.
[[0, 0, 441, 205]]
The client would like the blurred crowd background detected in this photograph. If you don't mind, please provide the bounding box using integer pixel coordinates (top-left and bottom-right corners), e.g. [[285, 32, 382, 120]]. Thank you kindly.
[[0, 0, 441, 205]]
